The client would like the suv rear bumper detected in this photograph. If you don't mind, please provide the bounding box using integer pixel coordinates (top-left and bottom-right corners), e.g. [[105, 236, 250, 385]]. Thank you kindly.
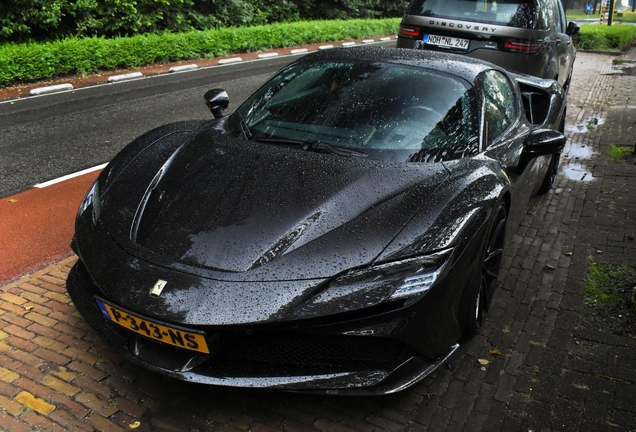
[[397, 35, 553, 80]]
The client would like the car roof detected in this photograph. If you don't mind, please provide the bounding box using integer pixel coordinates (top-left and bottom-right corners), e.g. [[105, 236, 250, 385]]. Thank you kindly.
[[296, 46, 503, 83]]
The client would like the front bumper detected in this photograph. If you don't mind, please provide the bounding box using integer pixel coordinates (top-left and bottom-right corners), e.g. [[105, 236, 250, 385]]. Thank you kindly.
[[67, 257, 466, 395]]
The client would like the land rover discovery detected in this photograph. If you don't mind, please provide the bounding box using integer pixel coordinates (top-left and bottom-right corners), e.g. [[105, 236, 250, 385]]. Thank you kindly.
[[397, 0, 579, 91]]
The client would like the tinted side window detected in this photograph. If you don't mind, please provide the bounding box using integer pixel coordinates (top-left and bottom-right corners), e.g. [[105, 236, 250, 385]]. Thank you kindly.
[[406, 0, 544, 29], [482, 70, 516, 143], [553, 0, 567, 33]]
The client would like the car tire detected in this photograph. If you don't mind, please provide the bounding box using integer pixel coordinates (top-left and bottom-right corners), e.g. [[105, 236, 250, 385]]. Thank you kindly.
[[464, 202, 507, 337], [537, 152, 560, 195]]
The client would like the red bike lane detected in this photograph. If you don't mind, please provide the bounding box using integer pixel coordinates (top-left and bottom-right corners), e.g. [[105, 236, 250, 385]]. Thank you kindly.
[[0, 172, 99, 283]]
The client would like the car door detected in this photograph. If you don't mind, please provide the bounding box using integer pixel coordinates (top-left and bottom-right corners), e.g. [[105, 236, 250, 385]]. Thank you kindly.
[[549, 0, 573, 87]]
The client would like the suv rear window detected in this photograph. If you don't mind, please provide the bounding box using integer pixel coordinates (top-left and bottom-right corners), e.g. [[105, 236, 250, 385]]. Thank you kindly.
[[406, 0, 545, 29]]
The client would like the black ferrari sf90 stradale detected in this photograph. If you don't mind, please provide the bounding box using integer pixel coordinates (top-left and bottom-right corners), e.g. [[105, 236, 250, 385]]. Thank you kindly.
[[67, 47, 566, 395]]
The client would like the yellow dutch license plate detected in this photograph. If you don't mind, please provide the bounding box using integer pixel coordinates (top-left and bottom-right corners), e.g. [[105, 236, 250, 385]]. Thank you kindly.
[[95, 298, 210, 354]]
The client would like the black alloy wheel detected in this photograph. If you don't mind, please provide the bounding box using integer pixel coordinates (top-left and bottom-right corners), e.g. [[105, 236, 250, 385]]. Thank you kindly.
[[465, 203, 507, 336]]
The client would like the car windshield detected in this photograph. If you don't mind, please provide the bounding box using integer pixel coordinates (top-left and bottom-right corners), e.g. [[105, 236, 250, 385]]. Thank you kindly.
[[229, 60, 478, 163], [406, 0, 541, 29]]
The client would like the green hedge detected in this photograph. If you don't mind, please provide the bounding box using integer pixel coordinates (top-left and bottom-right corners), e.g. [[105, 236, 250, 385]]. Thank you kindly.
[[577, 24, 636, 50], [0, 19, 400, 85], [0, 0, 408, 42]]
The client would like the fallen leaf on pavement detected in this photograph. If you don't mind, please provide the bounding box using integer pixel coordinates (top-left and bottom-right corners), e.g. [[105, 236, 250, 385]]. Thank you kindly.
[[129, 422, 141, 429], [490, 349, 502, 355], [595, 374, 624, 382], [478, 359, 489, 365]]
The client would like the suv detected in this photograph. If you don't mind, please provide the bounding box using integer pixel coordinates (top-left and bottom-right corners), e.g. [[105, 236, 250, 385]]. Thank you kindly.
[[396, 0, 579, 91]]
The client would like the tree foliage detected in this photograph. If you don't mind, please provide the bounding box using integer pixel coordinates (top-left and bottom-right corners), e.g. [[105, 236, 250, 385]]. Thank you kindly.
[[0, 0, 409, 42]]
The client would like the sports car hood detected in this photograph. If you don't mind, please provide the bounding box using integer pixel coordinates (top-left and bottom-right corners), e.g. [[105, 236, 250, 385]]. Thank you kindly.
[[100, 129, 450, 281]]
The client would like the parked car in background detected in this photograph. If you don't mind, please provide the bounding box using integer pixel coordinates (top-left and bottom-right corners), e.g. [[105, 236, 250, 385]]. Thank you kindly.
[[67, 47, 566, 395], [397, 0, 579, 91]]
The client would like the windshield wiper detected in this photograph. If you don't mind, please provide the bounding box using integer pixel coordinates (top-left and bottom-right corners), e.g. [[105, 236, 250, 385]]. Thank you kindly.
[[308, 141, 368, 158], [255, 138, 368, 158]]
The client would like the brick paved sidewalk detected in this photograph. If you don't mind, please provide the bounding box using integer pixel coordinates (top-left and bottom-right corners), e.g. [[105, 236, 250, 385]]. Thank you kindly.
[[1, 50, 635, 432], [514, 49, 636, 431]]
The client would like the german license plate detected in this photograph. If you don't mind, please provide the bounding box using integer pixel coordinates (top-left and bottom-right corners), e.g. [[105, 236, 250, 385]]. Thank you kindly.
[[95, 297, 210, 354], [424, 34, 469, 50]]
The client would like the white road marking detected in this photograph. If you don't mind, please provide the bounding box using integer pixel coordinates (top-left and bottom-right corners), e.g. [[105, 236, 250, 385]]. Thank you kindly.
[[35, 163, 108, 188]]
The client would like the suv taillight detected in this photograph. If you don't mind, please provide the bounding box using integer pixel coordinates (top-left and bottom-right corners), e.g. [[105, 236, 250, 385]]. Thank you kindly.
[[399, 25, 420, 38], [504, 38, 542, 53]]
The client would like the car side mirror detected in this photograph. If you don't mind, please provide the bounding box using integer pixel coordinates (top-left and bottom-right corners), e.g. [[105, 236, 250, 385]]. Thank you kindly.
[[204, 89, 229, 118], [523, 129, 566, 157], [567, 22, 580, 36]]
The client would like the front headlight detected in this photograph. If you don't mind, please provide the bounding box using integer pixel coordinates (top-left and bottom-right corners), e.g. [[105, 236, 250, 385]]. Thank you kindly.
[[295, 248, 453, 318], [342, 248, 452, 301], [77, 180, 101, 224]]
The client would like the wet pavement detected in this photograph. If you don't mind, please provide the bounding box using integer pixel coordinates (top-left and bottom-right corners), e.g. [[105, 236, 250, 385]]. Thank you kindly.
[[0, 48, 635, 431]]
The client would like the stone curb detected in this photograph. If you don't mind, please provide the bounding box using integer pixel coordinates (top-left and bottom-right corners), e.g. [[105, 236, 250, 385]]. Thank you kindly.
[[168, 64, 198, 72], [29, 84, 74, 96]]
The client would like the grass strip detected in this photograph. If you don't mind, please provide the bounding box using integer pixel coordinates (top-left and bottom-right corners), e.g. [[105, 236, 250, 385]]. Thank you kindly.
[[567, 11, 636, 21], [577, 23, 636, 50], [613, 11, 636, 22], [609, 144, 636, 162], [0, 19, 399, 86], [585, 263, 631, 307]]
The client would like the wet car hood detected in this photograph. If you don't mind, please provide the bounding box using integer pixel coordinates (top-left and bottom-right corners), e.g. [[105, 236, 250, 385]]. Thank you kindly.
[[100, 129, 451, 281]]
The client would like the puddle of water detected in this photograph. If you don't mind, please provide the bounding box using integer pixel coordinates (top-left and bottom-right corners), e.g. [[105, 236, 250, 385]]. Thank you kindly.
[[621, 67, 636, 76], [561, 163, 593, 181], [564, 144, 595, 160], [559, 142, 596, 182], [613, 62, 636, 76], [565, 116, 605, 134]]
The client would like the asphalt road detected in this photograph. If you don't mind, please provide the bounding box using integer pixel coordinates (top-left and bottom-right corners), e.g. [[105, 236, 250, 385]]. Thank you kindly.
[[0, 40, 400, 199], [0, 55, 301, 199]]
